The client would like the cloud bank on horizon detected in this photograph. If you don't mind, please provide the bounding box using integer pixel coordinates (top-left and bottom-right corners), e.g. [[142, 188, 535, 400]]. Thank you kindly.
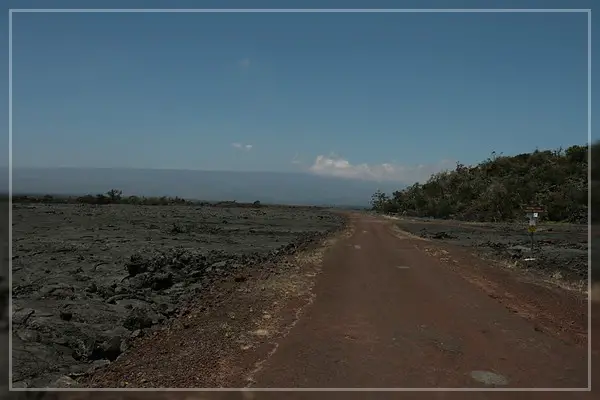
[[308, 154, 456, 184]]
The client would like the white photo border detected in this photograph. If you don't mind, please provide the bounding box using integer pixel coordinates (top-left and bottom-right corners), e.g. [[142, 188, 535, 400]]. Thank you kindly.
[[7, 7, 593, 392]]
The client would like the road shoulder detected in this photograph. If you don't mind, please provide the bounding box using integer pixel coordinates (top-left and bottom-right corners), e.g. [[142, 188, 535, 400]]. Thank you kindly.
[[84, 219, 354, 388], [390, 221, 588, 348]]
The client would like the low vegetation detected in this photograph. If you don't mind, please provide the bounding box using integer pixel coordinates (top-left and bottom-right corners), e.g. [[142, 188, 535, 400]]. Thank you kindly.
[[371, 144, 593, 224], [7, 190, 275, 209], [8, 190, 195, 206]]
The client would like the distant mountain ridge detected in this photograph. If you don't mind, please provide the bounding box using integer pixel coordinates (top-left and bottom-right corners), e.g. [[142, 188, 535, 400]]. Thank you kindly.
[[2, 167, 402, 207]]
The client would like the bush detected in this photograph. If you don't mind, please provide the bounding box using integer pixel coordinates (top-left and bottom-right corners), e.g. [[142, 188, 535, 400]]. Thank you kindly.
[[372, 144, 591, 224]]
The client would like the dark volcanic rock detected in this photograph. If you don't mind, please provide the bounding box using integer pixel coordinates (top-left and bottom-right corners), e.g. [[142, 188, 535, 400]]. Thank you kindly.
[[397, 218, 588, 280], [123, 307, 153, 330], [101, 335, 123, 361], [11, 203, 346, 387], [151, 272, 174, 290], [59, 310, 72, 321]]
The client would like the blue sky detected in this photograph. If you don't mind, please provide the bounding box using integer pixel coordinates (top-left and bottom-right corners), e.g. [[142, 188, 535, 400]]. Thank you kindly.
[[1, 0, 596, 184]]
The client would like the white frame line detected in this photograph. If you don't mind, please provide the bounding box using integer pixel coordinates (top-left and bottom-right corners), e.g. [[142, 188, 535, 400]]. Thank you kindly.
[[8, 6, 13, 393], [8, 8, 593, 13], [587, 8, 593, 394], [7, 7, 592, 392]]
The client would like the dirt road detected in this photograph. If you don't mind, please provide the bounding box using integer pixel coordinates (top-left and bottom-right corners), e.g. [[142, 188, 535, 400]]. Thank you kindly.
[[30, 212, 597, 399], [247, 213, 589, 389]]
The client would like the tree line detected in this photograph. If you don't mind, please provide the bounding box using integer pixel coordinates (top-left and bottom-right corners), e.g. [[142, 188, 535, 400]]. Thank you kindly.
[[371, 144, 592, 224], [8, 189, 264, 208]]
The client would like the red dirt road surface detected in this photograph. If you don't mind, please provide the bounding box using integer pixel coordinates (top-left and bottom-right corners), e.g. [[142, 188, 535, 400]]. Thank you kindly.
[[249, 214, 588, 389], [51, 213, 597, 400]]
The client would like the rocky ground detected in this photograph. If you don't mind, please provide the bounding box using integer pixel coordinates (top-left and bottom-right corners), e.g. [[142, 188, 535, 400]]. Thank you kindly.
[[1, 202, 9, 397], [10, 203, 345, 388], [393, 217, 588, 284]]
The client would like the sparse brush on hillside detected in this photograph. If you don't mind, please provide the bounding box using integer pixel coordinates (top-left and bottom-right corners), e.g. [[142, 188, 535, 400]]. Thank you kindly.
[[5, 190, 315, 210], [5, 190, 265, 208], [372, 144, 592, 223], [7, 191, 197, 206]]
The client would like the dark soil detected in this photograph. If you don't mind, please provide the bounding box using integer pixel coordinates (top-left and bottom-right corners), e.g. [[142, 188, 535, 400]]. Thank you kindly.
[[10, 203, 345, 388], [394, 218, 588, 282]]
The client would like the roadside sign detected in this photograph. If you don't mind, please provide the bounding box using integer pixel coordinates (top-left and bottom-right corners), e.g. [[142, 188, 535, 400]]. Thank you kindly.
[[523, 206, 545, 213], [523, 205, 543, 254]]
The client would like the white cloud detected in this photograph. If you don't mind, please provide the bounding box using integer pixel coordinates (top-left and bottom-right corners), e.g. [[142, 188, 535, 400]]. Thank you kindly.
[[308, 154, 456, 184], [239, 58, 251, 68], [232, 142, 253, 151], [291, 153, 302, 165]]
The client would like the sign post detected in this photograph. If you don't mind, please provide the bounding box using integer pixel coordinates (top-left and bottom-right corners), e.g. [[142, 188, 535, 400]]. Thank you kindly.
[[523, 206, 545, 260]]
